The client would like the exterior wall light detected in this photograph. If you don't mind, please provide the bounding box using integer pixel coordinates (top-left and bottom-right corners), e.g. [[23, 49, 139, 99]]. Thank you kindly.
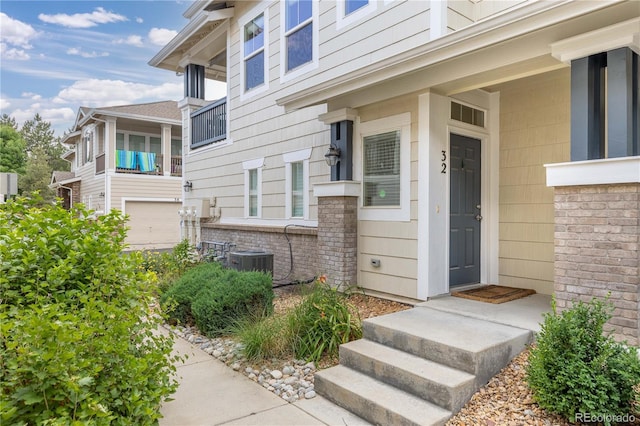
[[183, 180, 193, 192], [324, 145, 341, 167]]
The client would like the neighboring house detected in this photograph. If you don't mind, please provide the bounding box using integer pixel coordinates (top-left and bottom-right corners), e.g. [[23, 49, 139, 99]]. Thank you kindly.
[[150, 1, 639, 344], [50, 101, 184, 250]]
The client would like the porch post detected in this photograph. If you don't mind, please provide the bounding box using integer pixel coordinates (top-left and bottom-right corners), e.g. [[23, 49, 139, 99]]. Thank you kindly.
[[161, 124, 172, 176], [314, 181, 361, 289]]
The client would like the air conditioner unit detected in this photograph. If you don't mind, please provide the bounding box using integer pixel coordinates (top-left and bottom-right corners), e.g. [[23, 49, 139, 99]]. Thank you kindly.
[[228, 250, 274, 275]]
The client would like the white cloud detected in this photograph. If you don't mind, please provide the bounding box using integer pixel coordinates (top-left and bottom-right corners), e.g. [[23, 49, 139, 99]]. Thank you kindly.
[[66, 47, 109, 58], [9, 106, 76, 131], [38, 7, 127, 29], [136, 17, 144, 24], [148, 28, 177, 46], [0, 13, 37, 53], [0, 43, 30, 60], [52, 79, 182, 106], [0, 98, 10, 110], [21, 92, 42, 101], [114, 35, 143, 47]]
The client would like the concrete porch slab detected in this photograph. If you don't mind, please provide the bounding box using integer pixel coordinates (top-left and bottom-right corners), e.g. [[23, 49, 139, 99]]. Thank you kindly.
[[418, 293, 551, 334]]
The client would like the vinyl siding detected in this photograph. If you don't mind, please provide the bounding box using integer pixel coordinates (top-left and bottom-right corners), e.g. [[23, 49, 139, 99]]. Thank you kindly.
[[356, 93, 420, 299], [496, 68, 571, 295]]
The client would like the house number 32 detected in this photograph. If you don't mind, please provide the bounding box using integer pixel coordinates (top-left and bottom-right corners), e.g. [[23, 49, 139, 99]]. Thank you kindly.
[[441, 151, 447, 174]]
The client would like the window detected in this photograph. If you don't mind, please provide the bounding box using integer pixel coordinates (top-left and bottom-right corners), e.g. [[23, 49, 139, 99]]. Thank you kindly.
[[243, 158, 264, 218], [129, 134, 146, 152], [283, 148, 311, 220], [171, 139, 182, 156], [450, 101, 485, 128], [284, 0, 314, 73], [84, 130, 93, 164], [363, 131, 400, 207], [358, 113, 411, 221], [116, 133, 125, 150], [150, 137, 162, 155], [243, 13, 265, 92], [345, 0, 368, 15], [248, 169, 259, 217], [290, 162, 304, 217]]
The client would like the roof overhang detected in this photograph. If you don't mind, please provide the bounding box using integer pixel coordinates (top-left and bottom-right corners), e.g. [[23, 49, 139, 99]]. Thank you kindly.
[[277, 0, 637, 111], [77, 109, 181, 128], [149, 5, 233, 82]]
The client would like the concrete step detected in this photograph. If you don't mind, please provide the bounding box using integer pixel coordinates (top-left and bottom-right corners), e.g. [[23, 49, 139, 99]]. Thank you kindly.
[[315, 365, 452, 426], [362, 307, 532, 385], [339, 339, 476, 412]]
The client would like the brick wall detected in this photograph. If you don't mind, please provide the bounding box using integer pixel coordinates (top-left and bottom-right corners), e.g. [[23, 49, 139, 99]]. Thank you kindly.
[[200, 223, 318, 283], [317, 196, 358, 288], [554, 183, 639, 346]]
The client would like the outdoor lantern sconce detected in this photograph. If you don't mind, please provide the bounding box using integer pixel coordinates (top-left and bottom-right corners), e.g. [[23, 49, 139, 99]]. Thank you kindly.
[[183, 180, 193, 192], [324, 145, 341, 167]]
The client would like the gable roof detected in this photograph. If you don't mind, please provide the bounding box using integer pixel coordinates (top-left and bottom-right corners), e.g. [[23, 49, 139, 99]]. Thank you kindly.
[[97, 101, 181, 122], [50, 171, 78, 186]]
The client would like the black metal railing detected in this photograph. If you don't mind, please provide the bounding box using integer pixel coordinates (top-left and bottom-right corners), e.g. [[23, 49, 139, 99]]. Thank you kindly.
[[191, 97, 226, 148]]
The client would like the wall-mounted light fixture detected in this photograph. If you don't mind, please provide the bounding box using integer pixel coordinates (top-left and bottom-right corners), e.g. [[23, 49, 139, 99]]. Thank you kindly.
[[183, 180, 193, 192], [324, 145, 341, 167], [98, 192, 105, 197]]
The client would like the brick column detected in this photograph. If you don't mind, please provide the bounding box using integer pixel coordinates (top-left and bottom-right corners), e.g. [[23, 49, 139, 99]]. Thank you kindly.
[[553, 183, 639, 346], [314, 181, 360, 289]]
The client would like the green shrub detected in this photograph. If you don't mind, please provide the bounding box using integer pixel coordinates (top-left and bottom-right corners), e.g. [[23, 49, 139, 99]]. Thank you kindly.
[[141, 240, 200, 296], [0, 196, 179, 425], [288, 281, 362, 363], [159, 261, 226, 324], [160, 264, 273, 337], [191, 269, 273, 337], [526, 297, 640, 424]]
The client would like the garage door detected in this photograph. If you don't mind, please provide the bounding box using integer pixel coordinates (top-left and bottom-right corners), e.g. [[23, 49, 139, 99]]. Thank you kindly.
[[124, 201, 181, 250]]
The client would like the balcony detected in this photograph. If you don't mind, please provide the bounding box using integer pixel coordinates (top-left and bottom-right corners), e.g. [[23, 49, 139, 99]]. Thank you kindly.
[[191, 97, 226, 148], [115, 151, 182, 176]]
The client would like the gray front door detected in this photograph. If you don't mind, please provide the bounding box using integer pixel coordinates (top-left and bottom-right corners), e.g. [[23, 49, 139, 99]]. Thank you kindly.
[[449, 134, 481, 286]]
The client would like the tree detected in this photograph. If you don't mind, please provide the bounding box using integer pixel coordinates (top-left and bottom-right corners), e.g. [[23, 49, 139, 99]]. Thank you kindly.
[[0, 125, 27, 174], [20, 113, 69, 172], [0, 114, 18, 130], [19, 145, 54, 202]]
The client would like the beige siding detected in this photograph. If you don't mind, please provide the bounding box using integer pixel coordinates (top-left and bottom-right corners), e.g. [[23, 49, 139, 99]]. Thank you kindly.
[[447, 0, 528, 32], [355, 93, 420, 299], [109, 175, 181, 204], [124, 201, 181, 250], [495, 68, 571, 295]]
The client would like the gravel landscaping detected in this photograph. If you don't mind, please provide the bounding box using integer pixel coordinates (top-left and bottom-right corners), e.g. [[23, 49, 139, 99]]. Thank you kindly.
[[167, 286, 639, 425]]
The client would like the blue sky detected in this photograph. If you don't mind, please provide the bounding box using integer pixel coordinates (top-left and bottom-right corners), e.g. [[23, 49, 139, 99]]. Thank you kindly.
[[1, 0, 224, 136]]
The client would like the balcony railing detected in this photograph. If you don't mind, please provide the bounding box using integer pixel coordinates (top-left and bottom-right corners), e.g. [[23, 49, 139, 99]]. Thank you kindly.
[[114, 152, 183, 177], [191, 97, 226, 148]]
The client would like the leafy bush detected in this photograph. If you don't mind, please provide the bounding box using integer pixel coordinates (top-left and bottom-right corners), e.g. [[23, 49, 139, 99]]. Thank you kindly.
[[142, 240, 200, 295], [288, 281, 362, 363], [160, 263, 273, 337], [0, 197, 179, 425], [526, 297, 640, 424]]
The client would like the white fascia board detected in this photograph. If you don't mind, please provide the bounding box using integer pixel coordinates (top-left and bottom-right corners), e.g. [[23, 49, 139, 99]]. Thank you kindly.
[[545, 156, 640, 187], [276, 0, 616, 110], [148, 8, 234, 68], [79, 109, 181, 128], [551, 17, 640, 63]]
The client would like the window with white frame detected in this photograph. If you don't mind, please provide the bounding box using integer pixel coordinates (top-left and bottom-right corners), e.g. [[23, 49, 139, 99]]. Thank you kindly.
[[363, 131, 400, 207], [283, 0, 314, 73], [116, 132, 162, 152], [337, 0, 376, 29], [243, 13, 266, 92], [243, 158, 264, 218], [358, 113, 411, 221], [283, 148, 311, 219], [83, 128, 94, 164]]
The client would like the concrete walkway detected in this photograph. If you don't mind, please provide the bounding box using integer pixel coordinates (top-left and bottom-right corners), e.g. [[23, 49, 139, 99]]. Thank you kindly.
[[159, 329, 371, 426]]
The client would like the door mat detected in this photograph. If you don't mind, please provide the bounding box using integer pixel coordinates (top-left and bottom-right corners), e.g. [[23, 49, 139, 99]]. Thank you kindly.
[[452, 285, 536, 304]]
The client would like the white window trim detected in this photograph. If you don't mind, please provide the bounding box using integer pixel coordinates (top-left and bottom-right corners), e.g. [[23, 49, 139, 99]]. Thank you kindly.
[[243, 157, 264, 218], [356, 112, 411, 222], [336, 0, 377, 30], [283, 148, 312, 220], [239, 3, 270, 101], [280, 0, 319, 83]]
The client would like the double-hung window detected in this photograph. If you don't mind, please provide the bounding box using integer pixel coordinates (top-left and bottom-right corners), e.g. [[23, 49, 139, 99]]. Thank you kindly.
[[345, 0, 368, 15], [243, 158, 264, 218], [283, 148, 311, 220], [243, 13, 266, 92], [363, 131, 401, 207], [358, 113, 411, 222], [337, 0, 376, 29], [283, 0, 315, 75]]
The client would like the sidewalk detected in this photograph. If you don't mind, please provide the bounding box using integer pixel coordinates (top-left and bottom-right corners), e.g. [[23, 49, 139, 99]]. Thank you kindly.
[[159, 329, 371, 426]]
